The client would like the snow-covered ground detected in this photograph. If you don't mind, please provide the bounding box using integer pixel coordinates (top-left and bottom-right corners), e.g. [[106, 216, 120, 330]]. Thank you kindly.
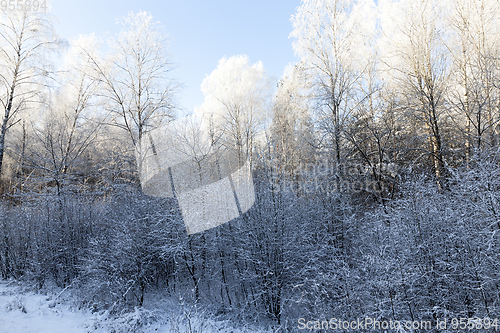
[[0, 281, 93, 333], [0, 280, 270, 333]]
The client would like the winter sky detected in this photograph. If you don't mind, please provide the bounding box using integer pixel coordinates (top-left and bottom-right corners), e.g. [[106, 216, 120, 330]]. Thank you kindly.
[[50, 0, 301, 116]]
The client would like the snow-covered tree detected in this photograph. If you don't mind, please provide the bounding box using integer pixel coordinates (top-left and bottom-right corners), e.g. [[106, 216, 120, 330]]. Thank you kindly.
[[24, 35, 103, 195], [378, 0, 451, 188], [0, 10, 61, 179], [290, 0, 377, 172], [196, 55, 271, 165], [90, 11, 178, 182], [268, 63, 313, 195], [446, 0, 500, 160]]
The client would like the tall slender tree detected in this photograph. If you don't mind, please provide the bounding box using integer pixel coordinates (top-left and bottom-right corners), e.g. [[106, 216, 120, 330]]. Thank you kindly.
[[379, 0, 450, 188], [90, 11, 178, 182], [0, 10, 60, 180]]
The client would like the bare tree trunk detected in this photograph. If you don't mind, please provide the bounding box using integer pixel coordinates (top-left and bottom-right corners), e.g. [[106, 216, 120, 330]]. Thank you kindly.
[[0, 73, 18, 177], [426, 103, 446, 189]]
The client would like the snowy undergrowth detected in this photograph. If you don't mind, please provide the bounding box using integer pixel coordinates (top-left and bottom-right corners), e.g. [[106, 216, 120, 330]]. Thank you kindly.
[[0, 281, 272, 333], [0, 280, 93, 333], [88, 293, 273, 333]]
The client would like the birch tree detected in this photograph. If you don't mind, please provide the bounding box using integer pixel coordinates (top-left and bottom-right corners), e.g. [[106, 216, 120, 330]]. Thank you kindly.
[[196, 55, 270, 165], [446, 0, 500, 160], [379, 0, 450, 189], [25, 35, 103, 195], [0, 10, 60, 179], [290, 0, 378, 252], [290, 0, 377, 178], [270, 63, 314, 195], [92, 11, 178, 181]]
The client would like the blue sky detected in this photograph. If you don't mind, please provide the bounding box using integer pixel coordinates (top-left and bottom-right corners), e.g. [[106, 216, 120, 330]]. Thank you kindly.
[[50, 0, 301, 116]]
